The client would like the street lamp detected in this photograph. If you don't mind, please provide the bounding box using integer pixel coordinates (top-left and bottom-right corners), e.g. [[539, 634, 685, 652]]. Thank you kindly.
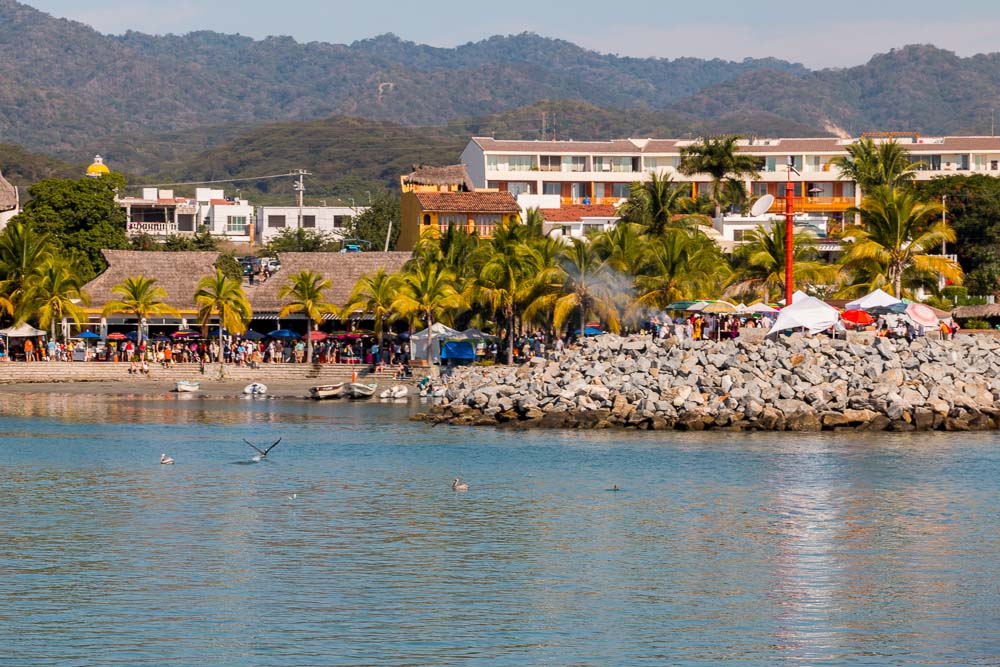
[[784, 155, 800, 306]]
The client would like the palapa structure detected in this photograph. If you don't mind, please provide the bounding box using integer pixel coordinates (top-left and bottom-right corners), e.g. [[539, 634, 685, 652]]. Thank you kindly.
[[400, 164, 474, 192], [84, 250, 220, 316], [0, 168, 18, 212], [952, 304, 1000, 320]]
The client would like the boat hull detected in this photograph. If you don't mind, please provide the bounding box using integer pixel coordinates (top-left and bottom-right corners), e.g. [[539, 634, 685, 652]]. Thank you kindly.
[[309, 383, 346, 400], [345, 382, 378, 399], [175, 381, 200, 393]]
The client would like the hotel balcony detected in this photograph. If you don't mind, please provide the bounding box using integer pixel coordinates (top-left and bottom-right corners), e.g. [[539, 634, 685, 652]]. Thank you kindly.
[[769, 197, 855, 214], [126, 221, 178, 236], [560, 197, 624, 206]]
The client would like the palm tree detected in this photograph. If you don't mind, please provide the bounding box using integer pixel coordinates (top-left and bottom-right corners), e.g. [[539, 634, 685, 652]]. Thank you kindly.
[[103, 275, 180, 348], [0, 221, 53, 318], [726, 223, 838, 302], [830, 138, 919, 193], [526, 238, 621, 337], [617, 172, 693, 236], [840, 186, 961, 298], [27, 258, 90, 342], [277, 270, 336, 363], [194, 269, 252, 366], [391, 261, 465, 374], [678, 135, 760, 220], [630, 228, 727, 313], [474, 220, 539, 364], [342, 268, 400, 347], [591, 223, 647, 274]]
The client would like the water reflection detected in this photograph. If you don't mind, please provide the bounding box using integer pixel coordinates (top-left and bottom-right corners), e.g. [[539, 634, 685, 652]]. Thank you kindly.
[[2, 395, 1000, 665]]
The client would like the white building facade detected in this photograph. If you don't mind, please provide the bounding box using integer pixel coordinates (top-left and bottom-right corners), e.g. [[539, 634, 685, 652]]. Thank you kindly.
[[255, 205, 366, 244]]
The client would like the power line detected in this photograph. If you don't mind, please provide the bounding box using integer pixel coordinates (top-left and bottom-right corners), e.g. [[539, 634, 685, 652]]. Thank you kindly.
[[124, 171, 305, 189]]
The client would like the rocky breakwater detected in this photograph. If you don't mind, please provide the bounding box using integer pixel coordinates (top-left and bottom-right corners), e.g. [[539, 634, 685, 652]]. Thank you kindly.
[[423, 334, 1000, 431]]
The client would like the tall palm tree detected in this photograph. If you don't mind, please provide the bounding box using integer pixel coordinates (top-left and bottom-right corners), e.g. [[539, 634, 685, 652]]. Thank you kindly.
[[840, 186, 961, 298], [474, 220, 539, 363], [630, 228, 727, 313], [590, 223, 647, 274], [27, 258, 89, 342], [194, 269, 252, 365], [0, 221, 53, 318], [726, 223, 838, 302], [526, 238, 621, 337], [678, 135, 760, 220], [391, 261, 465, 374], [830, 138, 919, 193], [278, 270, 336, 363], [342, 268, 400, 347], [617, 172, 693, 236], [103, 275, 180, 347]]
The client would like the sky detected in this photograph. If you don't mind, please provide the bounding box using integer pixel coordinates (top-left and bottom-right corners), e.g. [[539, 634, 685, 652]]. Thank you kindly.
[[25, 0, 1000, 69]]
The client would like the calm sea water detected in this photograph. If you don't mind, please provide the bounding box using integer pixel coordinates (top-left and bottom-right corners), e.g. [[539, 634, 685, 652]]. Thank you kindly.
[[2, 392, 1000, 666]]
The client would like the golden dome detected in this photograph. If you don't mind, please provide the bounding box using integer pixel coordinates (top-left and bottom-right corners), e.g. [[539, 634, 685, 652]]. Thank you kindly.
[[86, 154, 110, 177]]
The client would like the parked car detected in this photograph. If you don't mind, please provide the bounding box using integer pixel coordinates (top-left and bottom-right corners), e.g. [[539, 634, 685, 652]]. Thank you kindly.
[[262, 257, 281, 272]]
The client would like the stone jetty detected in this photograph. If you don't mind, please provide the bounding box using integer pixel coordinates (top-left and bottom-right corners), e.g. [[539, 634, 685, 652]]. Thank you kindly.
[[423, 333, 1000, 431]]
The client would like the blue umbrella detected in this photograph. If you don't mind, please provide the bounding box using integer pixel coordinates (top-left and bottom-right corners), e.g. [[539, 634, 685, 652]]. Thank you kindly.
[[267, 329, 299, 339], [242, 330, 266, 341], [75, 331, 101, 339], [575, 326, 604, 336]]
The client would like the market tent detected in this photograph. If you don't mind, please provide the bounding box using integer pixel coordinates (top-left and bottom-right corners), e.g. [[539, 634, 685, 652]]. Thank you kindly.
[[461, 327, 498, 341], [768, 291, 840, 335], [441, 340, 477, 361], [846, 288, 902, 311], [746, 302, 779, 314], [0, 323, 46, 337], [410, 322, 460, 363]]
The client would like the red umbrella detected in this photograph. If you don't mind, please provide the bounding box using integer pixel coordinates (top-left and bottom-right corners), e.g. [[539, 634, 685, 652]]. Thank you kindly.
[[106, 332, 127, 340], [841, 309, 875, 326], [303, 331, 328, 342]]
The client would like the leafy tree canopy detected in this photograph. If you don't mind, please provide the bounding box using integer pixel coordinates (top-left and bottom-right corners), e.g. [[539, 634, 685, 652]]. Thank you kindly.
[[348, 191, 400, 250], [264, 227, 340, 253]]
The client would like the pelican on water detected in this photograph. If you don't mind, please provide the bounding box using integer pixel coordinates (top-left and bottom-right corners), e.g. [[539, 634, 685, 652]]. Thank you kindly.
[[160, 454, 174, 465], [452, 478, 469, 491]]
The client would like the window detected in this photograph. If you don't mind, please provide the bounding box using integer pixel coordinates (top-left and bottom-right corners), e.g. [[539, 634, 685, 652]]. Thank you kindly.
[[611, 183, 630, 198], [177, 214, 195, 232], [268, 215, 286, 228], [842, 183, 855, 198], [751, 183, 769, 197], [644, 157, 658, 170], [992, 160, 998, 170], [805, 155, 822, 172], [333, 215, 350, 228], [913, 155, 941, 171], [302, 215, 316, 228], [542, 182, 562, 195], [539, 155, 561, 172], [438, 214, 466, 229], [506, 182, 532, 196], [733, 229, 752, 243], [957, 154, 970, 170], [562, 156, 586, 172], [507, 155, 533, 171], [765, 157, 778, 172], [486, 155, 500, 171], [227, 216, 248, 235], [422, 214, 432, 226]]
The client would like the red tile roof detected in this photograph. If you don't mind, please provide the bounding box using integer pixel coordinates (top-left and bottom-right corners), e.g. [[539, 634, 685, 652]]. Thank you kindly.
[[413, 191, 521, 213], [540, 205, 620, 222]]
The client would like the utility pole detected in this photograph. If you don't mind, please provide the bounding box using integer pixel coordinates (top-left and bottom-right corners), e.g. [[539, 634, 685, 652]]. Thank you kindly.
[[541, 111, 547, 141], [292, 169, 310, 231], [941, 194, 948, 291], [784, 156, 799, 306]]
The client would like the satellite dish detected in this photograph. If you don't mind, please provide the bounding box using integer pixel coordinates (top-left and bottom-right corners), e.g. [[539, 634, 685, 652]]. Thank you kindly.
[[750, 194, 775, 217]]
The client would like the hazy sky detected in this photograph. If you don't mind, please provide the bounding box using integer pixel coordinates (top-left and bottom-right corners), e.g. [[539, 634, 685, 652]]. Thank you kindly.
[[26, 0, 1000, 68]]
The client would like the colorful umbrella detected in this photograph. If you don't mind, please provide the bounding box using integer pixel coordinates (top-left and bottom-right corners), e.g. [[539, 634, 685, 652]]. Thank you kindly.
[[905, 303, 939, 328], [303, 331, 328, 342], [841, 309, 875, 326], [267, 329, 299, 339], [106, 332, 127, 341], [702, 300, 738, 314], [172, 329, 200, 339]]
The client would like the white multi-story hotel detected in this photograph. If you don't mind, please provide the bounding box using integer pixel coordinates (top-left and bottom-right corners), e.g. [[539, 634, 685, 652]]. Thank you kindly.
[[461, 134, 1000, 219]]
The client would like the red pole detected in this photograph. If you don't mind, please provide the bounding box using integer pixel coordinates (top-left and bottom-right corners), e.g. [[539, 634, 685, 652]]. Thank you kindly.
[[784, 175, 795, 306]]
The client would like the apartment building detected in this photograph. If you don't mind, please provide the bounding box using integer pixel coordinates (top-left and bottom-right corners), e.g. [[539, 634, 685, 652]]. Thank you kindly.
[[461, 134, 1000, 219], [255, 205, 362, 245]]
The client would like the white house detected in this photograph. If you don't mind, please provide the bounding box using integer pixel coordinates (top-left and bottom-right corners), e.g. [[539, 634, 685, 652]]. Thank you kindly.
[[255, 205, 367, 244], [0, 168, 18, 231]]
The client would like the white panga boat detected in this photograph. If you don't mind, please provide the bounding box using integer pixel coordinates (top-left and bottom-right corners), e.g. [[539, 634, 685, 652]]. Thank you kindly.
[[309, 382, 346, 400], [346, 382, 378, 399], [243, 382, 267, 396], [175, 380, 200, 393], [419, 384, 446, 398], [379, 385, 408, 399]]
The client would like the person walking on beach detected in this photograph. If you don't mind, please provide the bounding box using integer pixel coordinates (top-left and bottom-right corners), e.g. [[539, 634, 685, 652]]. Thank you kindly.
[[24, 337, 34, 362]]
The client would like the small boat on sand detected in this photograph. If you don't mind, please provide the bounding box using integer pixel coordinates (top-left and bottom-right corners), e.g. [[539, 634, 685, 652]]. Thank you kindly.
[[175, 380, 200, 393], [419, 384, 446, 398], [309, 382, 346, 400], [346, 382, 378, 399], [379, 385, 408, 399], [243, 382, 267, 396]]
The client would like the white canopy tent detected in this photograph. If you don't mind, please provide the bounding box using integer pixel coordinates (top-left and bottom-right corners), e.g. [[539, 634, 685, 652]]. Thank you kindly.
[[0, 323, 46, 338], [845, 288, 902, 311], [410, 322, 460, 364], [768, 291, 840, 335]]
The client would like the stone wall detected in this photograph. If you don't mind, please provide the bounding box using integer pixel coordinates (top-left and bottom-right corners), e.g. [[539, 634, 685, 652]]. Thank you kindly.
[[424, 333, 1000, 432]]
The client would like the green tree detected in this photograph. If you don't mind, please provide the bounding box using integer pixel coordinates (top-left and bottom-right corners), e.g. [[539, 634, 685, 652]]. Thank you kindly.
[[14, 174, 129, 280], [617, 172, 694, 236], [26, 258, 90, 341], [214, 252, 244, 282], [830, 138, 919, 193], [342, 269, 401, 347], [194, 269, 252, 364], [348, 191, 400, 250], [840, 186, 962, 298], [631, 228, 727, 313], [726, 224, 837, 302], [278, 270, 337, 363], [264, 227, 339, 253], [102, 275, 180, 348], [0, 221, 54, 319], [678, 135, 760, 220], [391, 262, 465, 374]]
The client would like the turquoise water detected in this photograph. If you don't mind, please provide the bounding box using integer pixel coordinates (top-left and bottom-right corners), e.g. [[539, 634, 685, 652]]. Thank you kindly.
[[2, 393, 1000, 666]]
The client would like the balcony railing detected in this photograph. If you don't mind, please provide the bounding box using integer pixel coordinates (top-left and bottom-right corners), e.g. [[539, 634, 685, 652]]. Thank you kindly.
[[769, 197, 855, 213], [561, 197, 624, 206], [126, 221, 177, 235]]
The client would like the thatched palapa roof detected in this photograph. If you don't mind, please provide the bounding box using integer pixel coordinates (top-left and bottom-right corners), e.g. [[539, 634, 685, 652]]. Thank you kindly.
[[402, 164, 473, 191], [0, 168, 17, 212], [84, 250, 221, 312], [953, 304, 1000, 319]]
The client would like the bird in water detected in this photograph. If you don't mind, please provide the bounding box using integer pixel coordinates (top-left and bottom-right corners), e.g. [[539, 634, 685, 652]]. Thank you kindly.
[[160, 454, 174, 465], [243, 437, 282, 461], [452, 478, 469, 491]]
